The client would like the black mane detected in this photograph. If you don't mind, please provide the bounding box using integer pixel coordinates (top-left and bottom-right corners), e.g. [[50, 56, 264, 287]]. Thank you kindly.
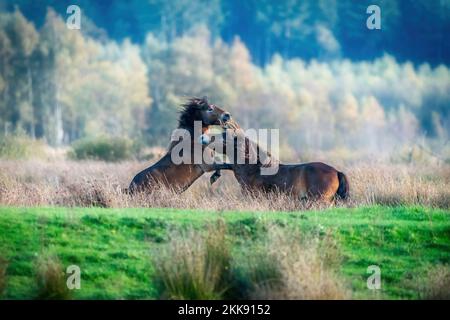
[[178, 96, 209, 130]]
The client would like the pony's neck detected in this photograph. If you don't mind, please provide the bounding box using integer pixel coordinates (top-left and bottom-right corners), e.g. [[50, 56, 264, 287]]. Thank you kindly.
[[242, 136, 277, 168]]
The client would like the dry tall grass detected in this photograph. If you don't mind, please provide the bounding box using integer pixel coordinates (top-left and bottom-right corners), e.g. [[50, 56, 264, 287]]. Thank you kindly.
[[0, 257, 7, 298], [35, 254, 72, 300], [244, 227, 349, 300], [152, 221, 232, 299], [152, 223, 349, 300], [0, 159, 449, 210], [418, 264, 450, 300]]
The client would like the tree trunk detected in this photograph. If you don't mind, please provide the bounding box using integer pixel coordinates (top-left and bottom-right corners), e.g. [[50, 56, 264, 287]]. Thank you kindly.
[[27, 61, 35, 139], [54, 82, 64, 146]]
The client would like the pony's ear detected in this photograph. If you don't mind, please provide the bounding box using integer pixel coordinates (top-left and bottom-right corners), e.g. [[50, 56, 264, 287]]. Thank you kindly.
[[194, 96, 209, 108]]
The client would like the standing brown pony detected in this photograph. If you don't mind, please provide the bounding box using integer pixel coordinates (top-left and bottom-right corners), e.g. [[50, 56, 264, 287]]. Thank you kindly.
[[206, 129, 349, 203], [128, 97, 233, 194]]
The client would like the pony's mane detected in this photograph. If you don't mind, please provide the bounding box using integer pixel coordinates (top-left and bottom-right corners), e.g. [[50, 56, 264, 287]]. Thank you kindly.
[[163, 97, 210, 153], [177, 96, 209, 130], [230, 129, 279, 167], [251, 137, 279, 167]]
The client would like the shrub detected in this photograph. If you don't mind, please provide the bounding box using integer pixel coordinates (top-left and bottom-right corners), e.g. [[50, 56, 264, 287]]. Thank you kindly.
[[69, 136, 136, 162], [0, 134, 46, 159], [152, 221, 232, 299], [35, 255, 72, 300]]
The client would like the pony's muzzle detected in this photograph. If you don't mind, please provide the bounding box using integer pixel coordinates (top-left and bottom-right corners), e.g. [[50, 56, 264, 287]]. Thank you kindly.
[[199, 134, 211, 145], [221, 112, 231, 122]]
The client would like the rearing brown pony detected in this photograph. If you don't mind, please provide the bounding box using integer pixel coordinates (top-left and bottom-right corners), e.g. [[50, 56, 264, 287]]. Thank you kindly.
[[206, 129, 349, 203], [128, 97, 233, 194]]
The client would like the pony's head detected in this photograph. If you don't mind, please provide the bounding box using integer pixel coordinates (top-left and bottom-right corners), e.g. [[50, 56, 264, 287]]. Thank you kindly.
[[200, 128, 276, 168], [178, 97, 232, 131], [199, 128, 251, 163]]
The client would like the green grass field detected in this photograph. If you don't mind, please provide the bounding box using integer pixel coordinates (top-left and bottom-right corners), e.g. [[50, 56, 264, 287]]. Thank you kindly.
[[0, 205, 449, 299]]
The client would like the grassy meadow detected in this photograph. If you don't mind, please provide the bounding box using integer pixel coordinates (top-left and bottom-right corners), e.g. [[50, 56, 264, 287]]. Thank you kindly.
[[1, 0, 449, 302], [0, 205, 449, 299], [0, 157, 449, 300]]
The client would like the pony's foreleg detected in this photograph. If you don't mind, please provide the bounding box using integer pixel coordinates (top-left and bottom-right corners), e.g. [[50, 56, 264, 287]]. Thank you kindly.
[[200, 164, 233, 185], [210, 170, 221, 184]]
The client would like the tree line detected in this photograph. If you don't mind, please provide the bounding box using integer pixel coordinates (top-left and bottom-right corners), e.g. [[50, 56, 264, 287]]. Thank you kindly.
[[6, 0, 450, 66], [0, 8, 449, 160]]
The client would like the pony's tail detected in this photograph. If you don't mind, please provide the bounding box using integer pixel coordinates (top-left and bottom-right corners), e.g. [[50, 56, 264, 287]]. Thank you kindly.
[[336, 171, 349, 200]]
